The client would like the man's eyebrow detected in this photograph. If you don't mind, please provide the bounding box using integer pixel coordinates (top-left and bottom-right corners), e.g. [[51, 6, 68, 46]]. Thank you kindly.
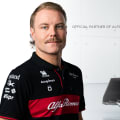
[[39, 23, 65, 25], [56, 23, 65, 25], [38, 23, 49, 26], [38, 23, 66, 27]]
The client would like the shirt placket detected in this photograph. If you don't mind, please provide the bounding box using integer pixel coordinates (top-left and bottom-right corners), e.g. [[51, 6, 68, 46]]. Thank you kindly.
[[54, 69, 64, 88]]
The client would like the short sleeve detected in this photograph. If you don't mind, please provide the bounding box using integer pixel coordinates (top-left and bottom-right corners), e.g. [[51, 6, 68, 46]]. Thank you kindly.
[[78, 69, 85, 112], [0, 69, 30, 120]]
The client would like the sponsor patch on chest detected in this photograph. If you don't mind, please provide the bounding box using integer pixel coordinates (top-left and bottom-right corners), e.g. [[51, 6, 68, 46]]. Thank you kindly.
[[41, 79, 55, 84], [40, 70, 50, 78]]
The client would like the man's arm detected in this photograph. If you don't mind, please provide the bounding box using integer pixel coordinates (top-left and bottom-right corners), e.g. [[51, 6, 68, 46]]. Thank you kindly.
[[78, 112, 83, 120]]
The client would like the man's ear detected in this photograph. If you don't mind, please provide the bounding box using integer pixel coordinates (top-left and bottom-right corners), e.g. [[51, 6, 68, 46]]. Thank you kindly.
[[30, 27, 35, 40], [65, 25, 67, 35]]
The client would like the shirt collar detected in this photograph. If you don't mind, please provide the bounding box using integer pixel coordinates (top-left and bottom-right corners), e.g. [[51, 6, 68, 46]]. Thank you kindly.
[[31, 52, 67, 70]]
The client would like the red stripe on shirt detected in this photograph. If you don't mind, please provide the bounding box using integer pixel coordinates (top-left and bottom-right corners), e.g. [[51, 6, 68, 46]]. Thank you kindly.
[[0, 116, 17, 120], [28, 94, 80, 118], [54, 69, 63, 88]]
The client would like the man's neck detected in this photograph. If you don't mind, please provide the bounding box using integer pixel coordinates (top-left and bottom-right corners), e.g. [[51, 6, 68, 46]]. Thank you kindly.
[[36, 50, 62, 69]]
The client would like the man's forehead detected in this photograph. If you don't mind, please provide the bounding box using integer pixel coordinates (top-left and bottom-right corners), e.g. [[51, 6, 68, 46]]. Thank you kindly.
[[35, 9, 65, 22], [34, 11, 65, 27]]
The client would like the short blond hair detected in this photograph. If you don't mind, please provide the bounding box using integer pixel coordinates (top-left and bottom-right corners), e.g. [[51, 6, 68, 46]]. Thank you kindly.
[[30, 2, 67, 28]]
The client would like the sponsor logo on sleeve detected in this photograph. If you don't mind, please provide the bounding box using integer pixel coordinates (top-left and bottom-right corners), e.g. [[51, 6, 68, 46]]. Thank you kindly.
[[3, 94, 14, 100], [7, 80, 15, 87], [3, 74, 19, 100], [9, 74, 20, 80], [5, 88, 10, 93]]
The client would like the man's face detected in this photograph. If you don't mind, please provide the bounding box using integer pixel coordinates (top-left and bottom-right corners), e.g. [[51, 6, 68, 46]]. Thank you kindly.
[[31, 9, 67, 55]]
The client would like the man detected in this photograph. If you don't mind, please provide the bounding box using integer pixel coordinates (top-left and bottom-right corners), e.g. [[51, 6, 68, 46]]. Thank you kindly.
[[0, 2, 85, 120]]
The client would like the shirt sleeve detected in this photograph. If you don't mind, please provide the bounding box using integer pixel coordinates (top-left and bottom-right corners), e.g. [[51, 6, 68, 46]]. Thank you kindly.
[[78, 69, 85, 112], [0, 68, 30, 120]]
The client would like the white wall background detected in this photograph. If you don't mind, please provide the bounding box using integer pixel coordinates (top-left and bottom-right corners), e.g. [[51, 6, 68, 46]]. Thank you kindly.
[[0, 0, 120, 96]]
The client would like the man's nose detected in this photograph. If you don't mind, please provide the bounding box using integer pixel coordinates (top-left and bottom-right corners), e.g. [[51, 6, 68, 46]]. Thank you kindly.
[[50, 27, 56, 37]]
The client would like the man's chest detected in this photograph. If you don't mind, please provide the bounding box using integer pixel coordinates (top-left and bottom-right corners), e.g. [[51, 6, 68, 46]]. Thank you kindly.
[[27, 68, 81, 119], [29, 69, 81, 98]]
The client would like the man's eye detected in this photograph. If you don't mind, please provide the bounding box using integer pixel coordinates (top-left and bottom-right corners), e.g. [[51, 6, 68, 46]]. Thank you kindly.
[[56, 25, 64, 29], [41, 26, 48, 29]]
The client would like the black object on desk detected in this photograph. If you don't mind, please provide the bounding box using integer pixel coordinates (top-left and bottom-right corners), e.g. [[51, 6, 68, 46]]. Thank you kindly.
[[103, 78, 120, 106]]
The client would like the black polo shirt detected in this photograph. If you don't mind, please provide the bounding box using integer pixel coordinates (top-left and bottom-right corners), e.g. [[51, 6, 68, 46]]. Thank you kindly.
[[0, 52, 85, 120]]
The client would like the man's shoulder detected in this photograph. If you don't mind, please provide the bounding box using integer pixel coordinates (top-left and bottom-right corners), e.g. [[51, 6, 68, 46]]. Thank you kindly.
[[9, 58, 33, 77], [63, 60, 82, 73]]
